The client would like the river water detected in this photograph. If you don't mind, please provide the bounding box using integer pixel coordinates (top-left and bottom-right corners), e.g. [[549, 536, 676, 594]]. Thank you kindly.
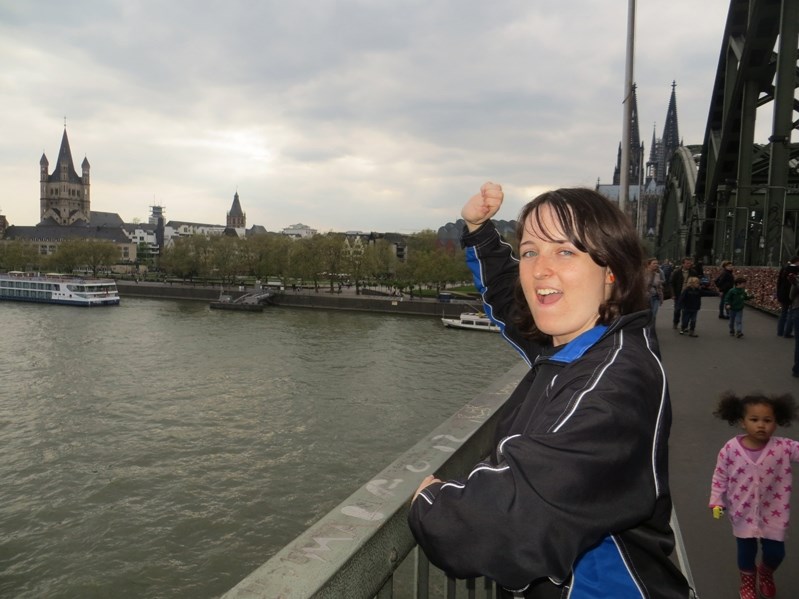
[[0, 298, 519, 598]]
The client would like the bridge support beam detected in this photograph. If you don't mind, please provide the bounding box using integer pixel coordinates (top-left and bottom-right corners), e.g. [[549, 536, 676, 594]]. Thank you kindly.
[[764, 0, 799, 266], [673, 0, 799, 266]]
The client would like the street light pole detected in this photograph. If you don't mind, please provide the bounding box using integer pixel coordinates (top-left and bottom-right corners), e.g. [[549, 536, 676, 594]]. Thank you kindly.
[[619, 0, 636, 216]]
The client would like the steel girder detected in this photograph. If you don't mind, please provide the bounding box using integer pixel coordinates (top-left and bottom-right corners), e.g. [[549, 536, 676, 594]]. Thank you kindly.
[[662, 0, 799, 266], [658, 146, 703, 261]]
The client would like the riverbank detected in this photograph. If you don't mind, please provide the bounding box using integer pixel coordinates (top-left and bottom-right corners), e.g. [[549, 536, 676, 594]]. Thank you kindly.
[[115, 280, 479, 318]]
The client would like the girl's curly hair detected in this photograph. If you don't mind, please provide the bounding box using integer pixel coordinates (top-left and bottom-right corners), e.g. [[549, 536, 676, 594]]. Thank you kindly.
[[713, 391, 797, 426]]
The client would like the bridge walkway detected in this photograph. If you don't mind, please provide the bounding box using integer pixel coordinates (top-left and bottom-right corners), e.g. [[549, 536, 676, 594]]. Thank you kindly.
[[660, 302, 798, 598]]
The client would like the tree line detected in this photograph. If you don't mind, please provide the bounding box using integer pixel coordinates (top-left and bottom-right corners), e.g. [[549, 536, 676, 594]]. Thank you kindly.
[[0, 231, 476, 294]]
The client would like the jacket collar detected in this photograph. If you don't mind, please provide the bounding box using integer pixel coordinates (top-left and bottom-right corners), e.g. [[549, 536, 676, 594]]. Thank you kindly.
[[549, 325, 609, 364], [543, 310, 652, 365]]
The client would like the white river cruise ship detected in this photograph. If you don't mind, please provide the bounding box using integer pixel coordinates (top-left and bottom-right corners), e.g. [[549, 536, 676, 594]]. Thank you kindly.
[[0, 271, 120, 306]]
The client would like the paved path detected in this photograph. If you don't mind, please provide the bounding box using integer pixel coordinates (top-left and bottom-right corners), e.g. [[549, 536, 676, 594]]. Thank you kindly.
[[658, 301, 798, 598]]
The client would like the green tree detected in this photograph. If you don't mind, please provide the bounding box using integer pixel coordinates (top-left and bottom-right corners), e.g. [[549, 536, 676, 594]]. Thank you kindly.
[[0, 240, 42, 271], [160, 236, 206, 281], [399, 230, 469, 295], [290, 236, 325, 290], [186, 235, 214, 280], [82, 240, 121, 276], [403, 230, 438, 295], [137, 242, 156, 270], [365, 239, 398, 286], [319, 233, 346, 292], [209, 235, 246, 285], [48, 238, 119, 276], [343, 236, 366, 294], [250, 234, 293, 284]]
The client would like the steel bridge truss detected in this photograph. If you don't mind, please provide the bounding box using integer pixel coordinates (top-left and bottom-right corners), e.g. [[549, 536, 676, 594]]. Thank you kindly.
[[658, 0, 799, 266]]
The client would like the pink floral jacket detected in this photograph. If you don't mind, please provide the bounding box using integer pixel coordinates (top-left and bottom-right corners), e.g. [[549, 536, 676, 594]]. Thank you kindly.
[[709, 435, 799, 541]]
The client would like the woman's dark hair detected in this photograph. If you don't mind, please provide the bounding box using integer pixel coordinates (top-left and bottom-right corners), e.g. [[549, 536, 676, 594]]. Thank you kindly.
[[511, 188, 647, 339], [713, 391, 797, 426]]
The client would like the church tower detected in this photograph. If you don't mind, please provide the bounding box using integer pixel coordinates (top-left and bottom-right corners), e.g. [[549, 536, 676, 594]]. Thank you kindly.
[[646, 82, 681, 186], [226, 191, 246, 230], [39, 127, 91, 225], [612, 84, 644, 187]]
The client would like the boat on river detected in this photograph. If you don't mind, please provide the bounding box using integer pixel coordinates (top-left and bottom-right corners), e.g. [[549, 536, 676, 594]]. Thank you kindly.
[[441, 311, 500, 333], [0, 271, 120, 306]]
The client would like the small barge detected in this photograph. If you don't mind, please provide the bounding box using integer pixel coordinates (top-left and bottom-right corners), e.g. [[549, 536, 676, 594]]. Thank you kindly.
[[210, 291, 274, 312]]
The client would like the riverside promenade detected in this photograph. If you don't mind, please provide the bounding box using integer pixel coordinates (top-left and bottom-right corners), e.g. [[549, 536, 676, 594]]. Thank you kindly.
[[115, 280, 477, 318], [658, 302, 799, 598]]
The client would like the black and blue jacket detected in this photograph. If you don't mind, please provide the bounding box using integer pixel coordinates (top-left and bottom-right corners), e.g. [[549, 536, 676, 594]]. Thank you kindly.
[[408, 221, 690, 598]]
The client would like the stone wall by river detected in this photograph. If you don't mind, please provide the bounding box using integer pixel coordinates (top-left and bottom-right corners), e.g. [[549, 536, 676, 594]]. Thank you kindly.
[[115, 280, 478, 318]]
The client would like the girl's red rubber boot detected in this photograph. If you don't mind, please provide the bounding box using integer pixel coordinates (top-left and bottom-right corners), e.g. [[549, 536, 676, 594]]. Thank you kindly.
[[757, 563, 776, 599], [739, 570, 756, 599]]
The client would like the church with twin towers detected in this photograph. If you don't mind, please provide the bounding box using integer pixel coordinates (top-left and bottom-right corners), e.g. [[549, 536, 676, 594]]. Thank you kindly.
[[596, 81, 682, 239]]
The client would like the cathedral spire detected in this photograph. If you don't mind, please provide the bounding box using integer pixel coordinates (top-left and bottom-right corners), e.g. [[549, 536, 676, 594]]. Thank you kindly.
[[40, 126, 91, 225], [612, 84, 643, 186], [54, 127, 81, 184], [629, 84, 641, 153], [227, 191, 246, 230], [649, 123, 658, 162], [661, 81, 680, 158]]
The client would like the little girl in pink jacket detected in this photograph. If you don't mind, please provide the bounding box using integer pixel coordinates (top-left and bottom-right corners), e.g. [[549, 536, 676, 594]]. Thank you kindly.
[[709, 391, 799, 599]]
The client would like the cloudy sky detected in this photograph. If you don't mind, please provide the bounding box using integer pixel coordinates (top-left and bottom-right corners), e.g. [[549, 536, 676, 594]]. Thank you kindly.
[[0, 0, 732, 233]]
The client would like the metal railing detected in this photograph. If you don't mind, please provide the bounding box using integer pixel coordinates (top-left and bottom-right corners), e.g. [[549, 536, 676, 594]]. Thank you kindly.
[[221, 361, 697, 598]]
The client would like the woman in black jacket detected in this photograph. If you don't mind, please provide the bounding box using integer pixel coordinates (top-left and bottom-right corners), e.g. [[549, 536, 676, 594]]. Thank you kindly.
[[408, 183, 691, 598]]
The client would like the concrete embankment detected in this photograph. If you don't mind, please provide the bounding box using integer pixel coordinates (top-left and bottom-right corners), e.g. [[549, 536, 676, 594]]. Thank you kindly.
[[115, 280, 477, 318]]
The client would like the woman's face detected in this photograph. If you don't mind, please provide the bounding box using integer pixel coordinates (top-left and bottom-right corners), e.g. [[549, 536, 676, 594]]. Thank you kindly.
[[518, 204, 611, 346]]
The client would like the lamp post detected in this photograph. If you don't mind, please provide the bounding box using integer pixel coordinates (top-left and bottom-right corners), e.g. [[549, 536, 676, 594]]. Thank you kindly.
[[619, 0, 636, 215]]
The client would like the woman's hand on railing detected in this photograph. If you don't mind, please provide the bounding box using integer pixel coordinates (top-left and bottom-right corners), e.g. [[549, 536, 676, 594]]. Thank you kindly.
[[412, 474, 442, 503]]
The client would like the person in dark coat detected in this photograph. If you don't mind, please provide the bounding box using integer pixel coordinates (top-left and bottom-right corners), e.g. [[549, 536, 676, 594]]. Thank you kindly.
[[714, 260, 735, 319], [678, 276, 702, 336], [776, 256, 799, 337], [409, 183, 692, 598], [669, 257, 698, 330]]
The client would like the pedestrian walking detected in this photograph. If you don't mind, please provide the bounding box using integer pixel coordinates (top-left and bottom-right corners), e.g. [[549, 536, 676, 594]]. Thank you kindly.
[[661, 259, 675, 298], [776, 256, 799, 337], [713, 260, 735, 319], [646, 257, 665, 320], [678, 276, 701, 336], [709, 391, 799, 599], [789, 271, 799, 377], [725, 277, 752, 338], [669, 257, 698, 330]]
